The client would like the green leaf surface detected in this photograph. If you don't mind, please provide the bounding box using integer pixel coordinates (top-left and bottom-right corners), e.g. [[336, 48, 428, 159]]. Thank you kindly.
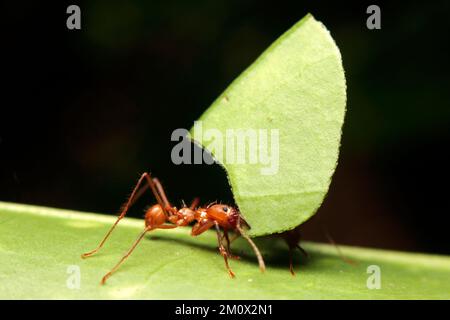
[[189, 14, 347, 236], [1, 202, 449, 299]]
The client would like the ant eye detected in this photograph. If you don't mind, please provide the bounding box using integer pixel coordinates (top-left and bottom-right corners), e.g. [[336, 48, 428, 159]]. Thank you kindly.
[[222, 206, 228, 212]]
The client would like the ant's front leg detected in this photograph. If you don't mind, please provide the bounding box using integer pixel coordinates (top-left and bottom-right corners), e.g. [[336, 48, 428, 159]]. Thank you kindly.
[[214, 222, 235, 278], [223, 229, 240, 260], [191, 219, 235, 278]]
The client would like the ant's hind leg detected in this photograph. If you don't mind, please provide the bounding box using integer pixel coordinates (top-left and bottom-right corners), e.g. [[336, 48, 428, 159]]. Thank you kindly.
[[82, 173, 151, 258], [144, 174, 171, 217], [152, 177, 171, 210]]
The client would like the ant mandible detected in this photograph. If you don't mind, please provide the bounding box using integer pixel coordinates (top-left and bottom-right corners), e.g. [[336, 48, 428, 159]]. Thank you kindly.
[[81, 172, 266, 284]]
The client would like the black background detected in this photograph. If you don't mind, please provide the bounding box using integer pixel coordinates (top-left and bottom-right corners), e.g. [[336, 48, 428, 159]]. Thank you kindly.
[[1, 1, 449, 254]]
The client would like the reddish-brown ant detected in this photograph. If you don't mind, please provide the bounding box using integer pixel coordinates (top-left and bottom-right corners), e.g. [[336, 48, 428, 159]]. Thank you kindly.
[[81, 172, 266, 284]]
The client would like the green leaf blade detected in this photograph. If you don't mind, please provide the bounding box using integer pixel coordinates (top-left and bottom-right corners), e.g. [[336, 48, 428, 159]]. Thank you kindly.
[[190, 14, 346, 236]]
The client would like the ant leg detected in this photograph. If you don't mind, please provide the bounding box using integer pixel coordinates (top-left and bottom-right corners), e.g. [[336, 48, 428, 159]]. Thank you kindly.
[[101, 221, 180, 284], [214, 222, 235, 278], [130, 178, 169, 209], [289, 247, 296, 276], [287, 244, 308, 276], [290, 244, 309, 276], [191, 220, 234, 277], [191, 219, 215, 236], [236, 217, 266, 273], [129, 184, 149, 207], [323, 227, 355, 265], [82, 173, 151, 258], [152, 177, 171, 209], [223, 230, 240, 260], [143, 174, 171, 217], [296, 244, 309, 258], [189, 197, 200, 210], [228, 232, 240, 244], [101, 226, 152, 284]]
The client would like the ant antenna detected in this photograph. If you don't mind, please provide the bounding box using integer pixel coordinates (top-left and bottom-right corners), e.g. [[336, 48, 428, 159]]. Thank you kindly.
[[206, 201, 217, 208]]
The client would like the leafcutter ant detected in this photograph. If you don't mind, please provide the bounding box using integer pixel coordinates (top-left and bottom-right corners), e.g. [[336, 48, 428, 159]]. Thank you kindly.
[[81, 172, 266, 284]]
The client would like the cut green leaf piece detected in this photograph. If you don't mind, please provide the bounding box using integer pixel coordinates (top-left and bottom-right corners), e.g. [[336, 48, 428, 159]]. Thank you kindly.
[[1, 202, 450, 299], [189, 14, 346, 236]]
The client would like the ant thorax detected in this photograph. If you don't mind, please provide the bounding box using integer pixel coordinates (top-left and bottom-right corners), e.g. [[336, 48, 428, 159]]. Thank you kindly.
[[195, 208, 209, 222]]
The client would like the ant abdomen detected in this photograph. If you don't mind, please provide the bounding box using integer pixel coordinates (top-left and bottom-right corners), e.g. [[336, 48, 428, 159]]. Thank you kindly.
[[144, 204, 166, 228]]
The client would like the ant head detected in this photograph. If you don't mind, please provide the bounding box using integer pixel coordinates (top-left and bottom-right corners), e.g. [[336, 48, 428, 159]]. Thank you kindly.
[[206, 204, 240, 227]]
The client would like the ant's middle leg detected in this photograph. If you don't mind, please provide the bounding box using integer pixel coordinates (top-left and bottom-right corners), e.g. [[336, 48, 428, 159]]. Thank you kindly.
[[189, 197, 200, 210], [101, 223, 178, 284], [101, 226, 151, 284]]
